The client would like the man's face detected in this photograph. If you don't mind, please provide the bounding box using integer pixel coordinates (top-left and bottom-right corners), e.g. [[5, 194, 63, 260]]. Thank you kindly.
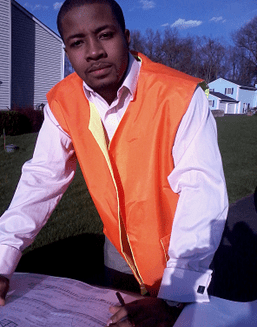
[[61, 3, 130, 103]]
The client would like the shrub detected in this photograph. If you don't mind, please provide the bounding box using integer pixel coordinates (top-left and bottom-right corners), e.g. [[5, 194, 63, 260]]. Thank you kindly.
[[14, 107, 44, 133], [0, 107, 44, 136], [0, 111, 30, 136]]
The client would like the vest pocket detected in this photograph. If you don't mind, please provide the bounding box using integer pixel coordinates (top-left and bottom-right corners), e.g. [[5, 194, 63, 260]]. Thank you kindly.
[[160, 234, 171, 262]]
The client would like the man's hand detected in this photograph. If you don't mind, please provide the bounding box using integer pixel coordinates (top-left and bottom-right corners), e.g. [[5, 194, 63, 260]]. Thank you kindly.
[[0, 275, 9, 306], [107, 297, 183, 327]]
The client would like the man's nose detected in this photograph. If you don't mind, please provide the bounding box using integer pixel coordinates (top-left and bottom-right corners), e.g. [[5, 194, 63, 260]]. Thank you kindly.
[[86, 37, 106, 61]]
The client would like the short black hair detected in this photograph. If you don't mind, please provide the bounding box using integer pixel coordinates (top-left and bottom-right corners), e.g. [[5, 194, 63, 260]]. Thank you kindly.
[[57, 0, 126, 40]]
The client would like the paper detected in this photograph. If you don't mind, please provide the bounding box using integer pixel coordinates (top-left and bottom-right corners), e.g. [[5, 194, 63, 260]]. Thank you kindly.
[[2, 273, 256, 327], [0, 272, 139, 327], [174, 295, 257, 327]]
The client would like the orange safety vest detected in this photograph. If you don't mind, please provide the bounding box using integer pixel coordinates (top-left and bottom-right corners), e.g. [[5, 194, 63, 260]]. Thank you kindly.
[[47, 52, 202, 296]]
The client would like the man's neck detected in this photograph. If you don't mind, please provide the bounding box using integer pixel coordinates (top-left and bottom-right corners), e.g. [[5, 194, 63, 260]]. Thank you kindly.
[[96, 83, 123, 106]]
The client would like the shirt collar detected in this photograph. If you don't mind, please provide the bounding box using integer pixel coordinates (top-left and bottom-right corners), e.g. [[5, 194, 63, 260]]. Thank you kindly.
[[83, 52, 141, 103]]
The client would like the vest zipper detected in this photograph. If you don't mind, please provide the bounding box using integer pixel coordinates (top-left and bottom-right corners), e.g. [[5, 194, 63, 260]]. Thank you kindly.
[[122, 251, 148, 295], [118, 221, 149, 296], [88, 103, 149, 296]]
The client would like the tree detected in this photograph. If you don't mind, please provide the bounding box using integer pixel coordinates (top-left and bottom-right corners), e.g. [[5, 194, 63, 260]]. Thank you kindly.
[[161, 27, 181, 69], [155, 29, 201, 78], [232, 16, 257, 85], [225, 46, 255, 84], [129, 30, 146, 54], [143, 29, 164, 63], [175, 36, 197, 76], [195, 37, 227, 83]]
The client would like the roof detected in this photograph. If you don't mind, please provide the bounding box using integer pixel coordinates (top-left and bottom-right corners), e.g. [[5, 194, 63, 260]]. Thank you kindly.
[[239, 85, 257, 91], [209, 91, 239, 103], [226, 79, 256, 90], [210, 78, 257, 91]]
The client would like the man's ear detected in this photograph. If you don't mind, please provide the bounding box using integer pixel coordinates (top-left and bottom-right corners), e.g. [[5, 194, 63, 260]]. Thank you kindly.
[[125, 29, 130, 48], [64, 47, 69, 59]]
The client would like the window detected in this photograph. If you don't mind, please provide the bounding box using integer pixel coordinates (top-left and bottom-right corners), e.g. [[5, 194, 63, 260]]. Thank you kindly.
[[225, 88, 234, 95], [243, 103, 250, 112], [209, 100, 214, 107]]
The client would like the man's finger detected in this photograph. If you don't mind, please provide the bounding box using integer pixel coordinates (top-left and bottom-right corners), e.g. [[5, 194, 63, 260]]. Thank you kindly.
[[108, 316, 134, 327], [108, 306, 132, 326], [0, 298, 6, 306], [109, 305, 122, 315], [0, 276, 9, 306]]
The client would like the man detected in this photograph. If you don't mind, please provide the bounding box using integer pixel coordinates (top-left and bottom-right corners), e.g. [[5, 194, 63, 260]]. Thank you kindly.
[[0, 0, 228, 325]]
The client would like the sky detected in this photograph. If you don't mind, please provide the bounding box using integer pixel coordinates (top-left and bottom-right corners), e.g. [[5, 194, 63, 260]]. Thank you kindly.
[[15, 0, 257, 45]]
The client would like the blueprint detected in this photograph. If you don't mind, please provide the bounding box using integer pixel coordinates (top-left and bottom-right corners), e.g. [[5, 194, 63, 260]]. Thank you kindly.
[[0, 272, 139, 327], [2, 273, 257, 327]]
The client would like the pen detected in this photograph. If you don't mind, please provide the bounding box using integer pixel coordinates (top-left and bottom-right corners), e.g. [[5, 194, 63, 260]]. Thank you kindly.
[[111, 292, 135, 327], [116, 291, 125, 306]]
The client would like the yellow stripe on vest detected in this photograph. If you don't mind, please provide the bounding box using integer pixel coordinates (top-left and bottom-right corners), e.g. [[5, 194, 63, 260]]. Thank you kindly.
[[88, 102, 114, 179]]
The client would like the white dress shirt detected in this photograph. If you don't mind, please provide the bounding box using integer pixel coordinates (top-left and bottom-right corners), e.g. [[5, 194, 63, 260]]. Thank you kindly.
[[0, 53, 228, 303]]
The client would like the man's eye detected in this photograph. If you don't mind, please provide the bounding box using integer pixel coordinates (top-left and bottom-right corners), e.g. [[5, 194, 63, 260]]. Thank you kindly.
[[100, 32, 113, 39], [71, 40, 83, 47]]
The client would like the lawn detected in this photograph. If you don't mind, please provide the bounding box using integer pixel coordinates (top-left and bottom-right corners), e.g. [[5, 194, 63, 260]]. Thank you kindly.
[[215, 114, 257, 204], [0, 133, 103, 253], [0, 114, 257, 253]]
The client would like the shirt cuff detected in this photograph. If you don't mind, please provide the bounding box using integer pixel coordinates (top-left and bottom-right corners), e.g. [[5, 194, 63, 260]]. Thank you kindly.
[[158, 267, 212, 303], [0, 245, 22, 279]]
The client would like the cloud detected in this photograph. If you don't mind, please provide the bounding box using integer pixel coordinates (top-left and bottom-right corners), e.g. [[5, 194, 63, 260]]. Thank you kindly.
[[53, 2, 63, 10], [161, 23, 170, 27], [139, 0, 156, 10], [171, 18, 203, 29], [129, 6, 137, 12], [24, 2, 48, 11], [210, 16, 226, 23]]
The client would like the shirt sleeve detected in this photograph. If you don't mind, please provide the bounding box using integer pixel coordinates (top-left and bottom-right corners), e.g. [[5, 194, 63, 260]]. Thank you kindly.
[[158, 87, 229, 303], [0, 104, 77, 279]]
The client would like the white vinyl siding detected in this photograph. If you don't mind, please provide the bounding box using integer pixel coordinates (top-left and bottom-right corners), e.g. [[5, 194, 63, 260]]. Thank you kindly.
[[1, 0, 64, 109], [0, 0, 11, 110], [34, 23, 64, 105], [11, 1, 64, 108], [11, 4, 35, 108]]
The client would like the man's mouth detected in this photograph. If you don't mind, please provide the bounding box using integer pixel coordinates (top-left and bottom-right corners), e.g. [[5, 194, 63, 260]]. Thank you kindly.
[[87, 63, 112, 76]]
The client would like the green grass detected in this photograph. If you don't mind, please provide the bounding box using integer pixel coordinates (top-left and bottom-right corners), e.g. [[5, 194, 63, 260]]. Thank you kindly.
[[0, 133, 102, 254], [215, 115, 257, 204], [0, 114, 256, 253]]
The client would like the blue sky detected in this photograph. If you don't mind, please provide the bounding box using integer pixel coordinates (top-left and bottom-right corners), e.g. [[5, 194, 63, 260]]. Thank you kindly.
[[15, 0, 257, 44]]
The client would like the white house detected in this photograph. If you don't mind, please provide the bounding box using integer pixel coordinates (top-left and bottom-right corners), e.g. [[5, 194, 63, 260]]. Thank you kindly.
[[208, 78, 257, 114], [208, 91, 239, 114], [0, 0, 65, 110]]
